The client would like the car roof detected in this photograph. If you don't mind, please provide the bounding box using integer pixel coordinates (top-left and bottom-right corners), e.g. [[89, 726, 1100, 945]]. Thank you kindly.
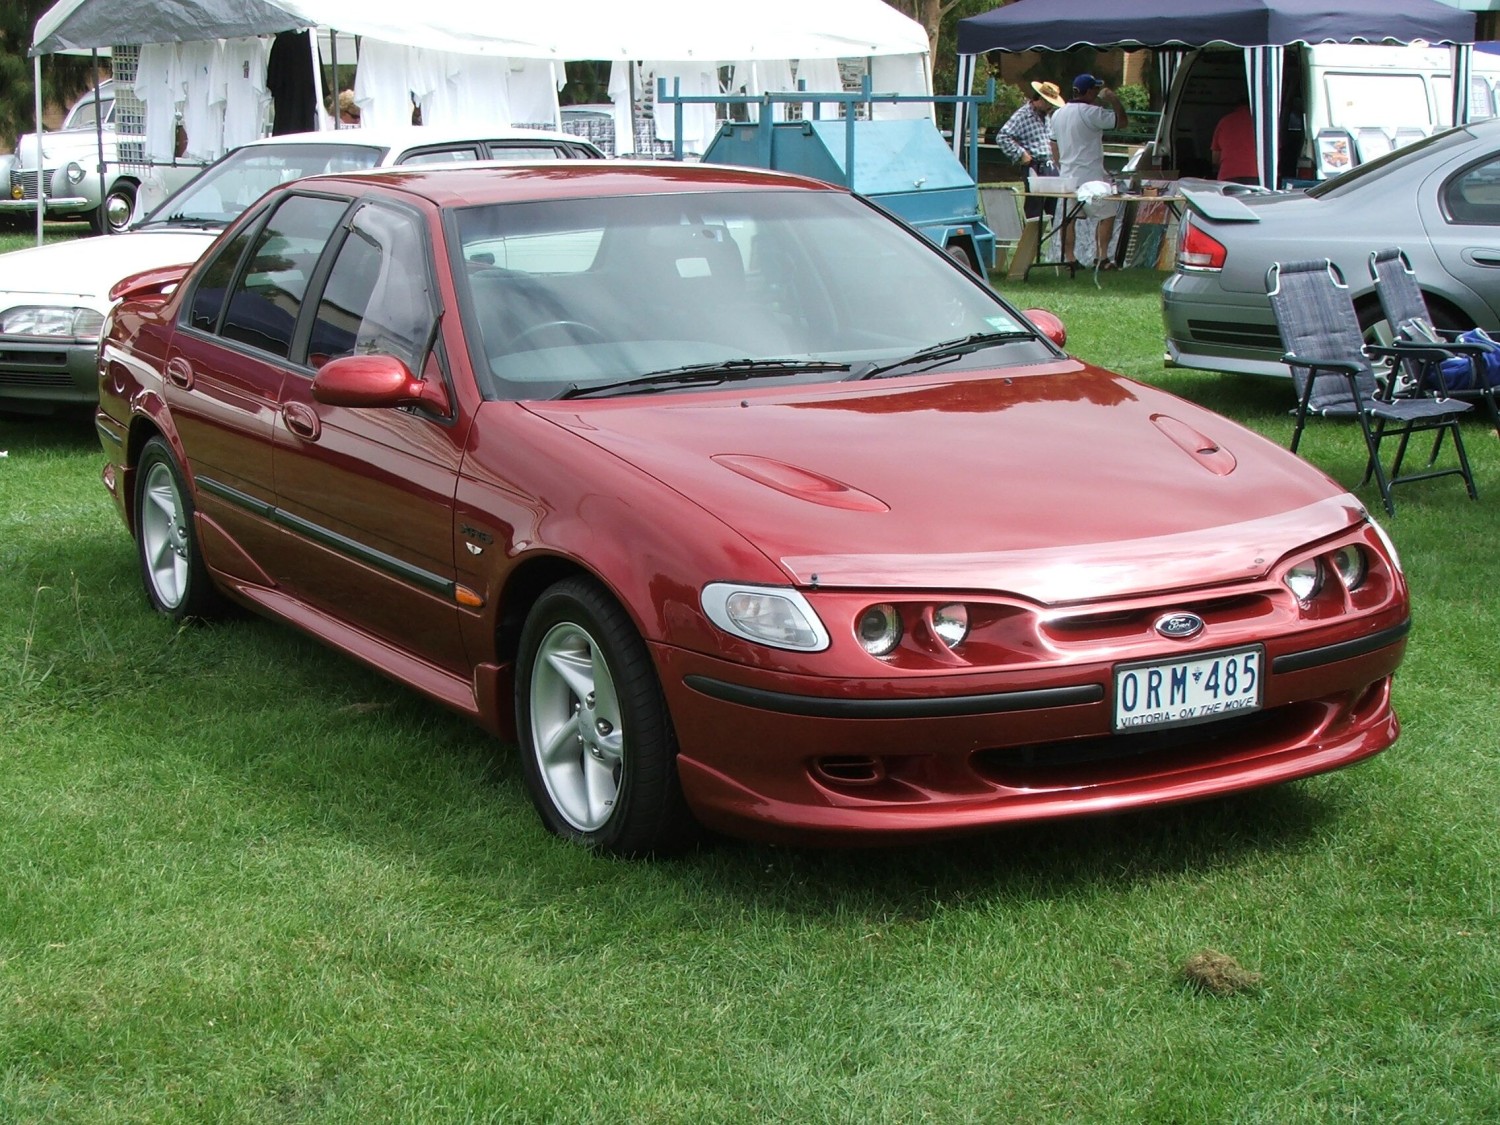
[[298, 161, 842, 207], [238, 125, 595, 152]]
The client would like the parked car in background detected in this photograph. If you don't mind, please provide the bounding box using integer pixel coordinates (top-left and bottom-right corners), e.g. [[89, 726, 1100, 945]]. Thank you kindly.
[[97, 162, 1410, 855], [0, 125, 603, 414], [1163, 118, 1500, 379], [0, 80, 144, 235]]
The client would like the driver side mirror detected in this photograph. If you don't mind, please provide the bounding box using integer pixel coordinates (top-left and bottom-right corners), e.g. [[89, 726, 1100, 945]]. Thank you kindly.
[[311, 354, 451, 415], [1022, 308, 1067, 347]]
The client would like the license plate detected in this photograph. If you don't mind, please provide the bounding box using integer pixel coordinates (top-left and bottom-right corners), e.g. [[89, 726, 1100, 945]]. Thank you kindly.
[[1113, 646, 1263, 732]]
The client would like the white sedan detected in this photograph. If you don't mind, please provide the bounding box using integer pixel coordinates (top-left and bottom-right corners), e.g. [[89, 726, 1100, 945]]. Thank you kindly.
[[0, 126, 602, 415]]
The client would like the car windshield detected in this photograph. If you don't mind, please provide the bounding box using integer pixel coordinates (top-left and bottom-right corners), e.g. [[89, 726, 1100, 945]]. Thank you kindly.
[[454, 190, 1051, 400], [1305, 125, 1471, 199], [136, 142, 387, 229]]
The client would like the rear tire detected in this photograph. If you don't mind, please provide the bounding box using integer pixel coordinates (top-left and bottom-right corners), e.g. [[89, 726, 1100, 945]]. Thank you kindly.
[[946, 241, 981, 275], [134, 436, 225, 622], [515, 576, 696, 856]]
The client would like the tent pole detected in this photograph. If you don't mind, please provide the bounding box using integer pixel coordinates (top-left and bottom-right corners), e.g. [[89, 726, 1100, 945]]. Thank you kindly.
[[92, 50, 108, 232], [330, 31, 340, 127], [34, 54, 44, 247]]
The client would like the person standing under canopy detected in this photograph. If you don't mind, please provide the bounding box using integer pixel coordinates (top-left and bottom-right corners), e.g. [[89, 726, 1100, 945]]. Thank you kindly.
[[1051, 73, 1127, 268]]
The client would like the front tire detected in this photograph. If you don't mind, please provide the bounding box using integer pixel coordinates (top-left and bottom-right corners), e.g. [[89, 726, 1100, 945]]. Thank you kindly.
[[91, 179, 137, 235], [515, 577, 695, 856], [134, 436, 224, 622]]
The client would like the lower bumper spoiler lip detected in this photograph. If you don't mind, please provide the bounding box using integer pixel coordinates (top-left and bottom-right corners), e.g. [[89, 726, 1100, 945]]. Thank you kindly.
[[682, 676, 1103, 720]]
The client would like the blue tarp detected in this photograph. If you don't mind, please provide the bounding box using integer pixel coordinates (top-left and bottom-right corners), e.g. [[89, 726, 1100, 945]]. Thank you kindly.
[[957, 0, 1475, 55]]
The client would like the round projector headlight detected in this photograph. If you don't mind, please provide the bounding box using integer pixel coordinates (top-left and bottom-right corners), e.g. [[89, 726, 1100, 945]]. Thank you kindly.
[[1331, 546, 1367, 590], [1285, 559, 1324, 601], [856, 603, 902, 657], [932, 603, 969, 649]]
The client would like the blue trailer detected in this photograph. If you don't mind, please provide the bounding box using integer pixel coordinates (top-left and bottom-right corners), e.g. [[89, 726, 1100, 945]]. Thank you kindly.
[[658, 77, 999, 275]]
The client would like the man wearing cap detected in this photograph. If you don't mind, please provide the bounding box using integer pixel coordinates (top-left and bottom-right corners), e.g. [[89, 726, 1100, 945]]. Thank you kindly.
[[996, 81, 1063, 222], [1051, 74, 1127, 267]]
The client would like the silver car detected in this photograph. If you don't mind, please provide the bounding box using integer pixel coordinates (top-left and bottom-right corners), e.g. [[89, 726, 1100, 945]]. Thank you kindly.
[[1162, 118, 1500, 379], [0, 126, 603, 415]]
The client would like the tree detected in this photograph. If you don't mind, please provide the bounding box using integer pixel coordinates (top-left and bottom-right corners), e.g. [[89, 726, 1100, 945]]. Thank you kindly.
[[885, 0, 1001, 64], [0, 0, 94, 144]]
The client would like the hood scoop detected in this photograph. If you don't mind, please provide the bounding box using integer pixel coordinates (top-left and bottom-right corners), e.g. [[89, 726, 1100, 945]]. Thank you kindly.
[[1152, 413, 1237, 476], [712, 454, 889, 512]]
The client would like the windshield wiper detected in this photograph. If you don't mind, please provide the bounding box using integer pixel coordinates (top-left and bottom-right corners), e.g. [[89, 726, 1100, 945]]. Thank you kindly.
[[855, 331, 1037, 380], [145, 214, 229, 230], [558, 358, 851, 400]]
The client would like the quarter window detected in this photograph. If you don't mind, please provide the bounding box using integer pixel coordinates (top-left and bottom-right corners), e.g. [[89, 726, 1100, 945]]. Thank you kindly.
[[1445, 155, 1500, 224], [188, 227, 253, 332], [220, 194, 348, 358]]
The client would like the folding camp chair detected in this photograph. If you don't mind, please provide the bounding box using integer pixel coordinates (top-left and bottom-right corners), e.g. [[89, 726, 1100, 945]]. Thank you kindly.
[[1265, 258, 1477, 515], [1368, 246, 1500, 435]]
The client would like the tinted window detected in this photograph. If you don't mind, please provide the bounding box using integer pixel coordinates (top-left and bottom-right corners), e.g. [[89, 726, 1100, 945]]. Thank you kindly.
[[306, 202, 435, 371], [221, 195, 348, 359], [188, 227, 253, 332], [1445, 154, 1500, 224], [397, 147, 482, 165]]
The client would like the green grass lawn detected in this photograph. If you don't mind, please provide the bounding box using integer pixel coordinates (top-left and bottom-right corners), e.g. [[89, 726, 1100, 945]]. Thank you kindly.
[[2, 268, 1497, 1122]]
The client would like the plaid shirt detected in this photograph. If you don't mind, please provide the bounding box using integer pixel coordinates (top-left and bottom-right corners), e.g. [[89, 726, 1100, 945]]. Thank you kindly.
[[996, 102, 1055, 171]]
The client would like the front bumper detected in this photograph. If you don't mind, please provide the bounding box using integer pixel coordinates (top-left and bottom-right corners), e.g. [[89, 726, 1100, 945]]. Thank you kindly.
[[656, 617, 1408, 846], [0, 334, 100, 409], [1162, 270, 1289, 378]]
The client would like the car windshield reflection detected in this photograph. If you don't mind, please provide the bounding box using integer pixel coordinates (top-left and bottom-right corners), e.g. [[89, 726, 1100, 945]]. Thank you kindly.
[[136, 142, 386, 229], [455, 191, 1050, 400]]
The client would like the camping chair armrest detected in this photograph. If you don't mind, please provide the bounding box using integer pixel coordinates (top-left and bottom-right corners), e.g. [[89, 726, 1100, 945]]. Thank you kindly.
[[1281, 352, 1362, 374], [1281, 352, 1365, 412], [1366, 341, 1457, 363]]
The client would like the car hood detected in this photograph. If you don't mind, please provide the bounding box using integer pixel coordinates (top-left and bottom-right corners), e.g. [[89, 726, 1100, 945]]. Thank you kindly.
[[0, 230, 216, 309], [528, 360, 1363, 603], [17, 131, 119, 165]]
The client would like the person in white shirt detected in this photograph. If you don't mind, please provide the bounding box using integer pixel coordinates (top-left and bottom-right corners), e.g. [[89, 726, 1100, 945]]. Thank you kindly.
[[1050, 73, 1127, 268]]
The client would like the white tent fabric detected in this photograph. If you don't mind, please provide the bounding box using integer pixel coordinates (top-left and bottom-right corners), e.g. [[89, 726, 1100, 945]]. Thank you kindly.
[[34, 0, 930, 60]]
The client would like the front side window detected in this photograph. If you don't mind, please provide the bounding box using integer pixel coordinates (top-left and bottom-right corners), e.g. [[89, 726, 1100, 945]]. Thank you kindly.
[[307, 201, 436, 372], [187, 227, 254, 332], [221, 194, 349, 359]]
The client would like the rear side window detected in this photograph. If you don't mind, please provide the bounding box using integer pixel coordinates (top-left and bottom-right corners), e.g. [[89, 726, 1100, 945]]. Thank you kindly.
[[306, 201, 436, 372], [221, 194, 349, 358], [1445, 154, 1500, 224]]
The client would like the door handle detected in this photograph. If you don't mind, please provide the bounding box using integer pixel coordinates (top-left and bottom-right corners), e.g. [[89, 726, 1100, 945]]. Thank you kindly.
[[1461, 249, 1500, 268], [282, 401, 322, 440], [165, 356, 193, 389]]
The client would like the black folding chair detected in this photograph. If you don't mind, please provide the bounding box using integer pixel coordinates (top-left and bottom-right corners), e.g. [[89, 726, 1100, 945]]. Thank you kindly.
[[1368, 246, 1500, 435], [1265, 258, 1477, 515]]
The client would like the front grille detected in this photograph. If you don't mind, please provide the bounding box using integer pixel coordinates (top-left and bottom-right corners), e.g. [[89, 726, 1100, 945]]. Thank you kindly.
[[9, 169, 44, 201], [972, 705, 1306, 786], [1185, 318, 1282, 349]]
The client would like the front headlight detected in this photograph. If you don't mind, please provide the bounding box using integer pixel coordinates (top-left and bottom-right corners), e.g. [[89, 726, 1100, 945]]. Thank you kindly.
[[701, 583, 830, 652], [65, 161, 85, 185], [1284, 559, 1324, 601], [1, 305, 106, 338]]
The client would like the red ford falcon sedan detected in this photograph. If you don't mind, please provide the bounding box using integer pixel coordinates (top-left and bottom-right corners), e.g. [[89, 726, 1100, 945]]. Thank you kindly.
[[95, 162, 1410, 855]]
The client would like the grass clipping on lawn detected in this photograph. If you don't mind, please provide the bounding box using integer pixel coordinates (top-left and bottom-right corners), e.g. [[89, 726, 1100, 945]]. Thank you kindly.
[[1181, 949, 1263, 996]]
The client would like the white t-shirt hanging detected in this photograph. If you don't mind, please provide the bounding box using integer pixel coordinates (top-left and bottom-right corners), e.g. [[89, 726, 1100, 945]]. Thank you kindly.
[[354, 40, 420, 129], [648, 62, 718, 154], [134, 42, 184, 162], [507, 59, 561, 128], [218, 37, 271, 151], [179, 40, 225, 161]]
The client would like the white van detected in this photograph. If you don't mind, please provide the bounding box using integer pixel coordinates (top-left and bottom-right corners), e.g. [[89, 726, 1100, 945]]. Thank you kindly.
[[1143, 43, 1500, 184]]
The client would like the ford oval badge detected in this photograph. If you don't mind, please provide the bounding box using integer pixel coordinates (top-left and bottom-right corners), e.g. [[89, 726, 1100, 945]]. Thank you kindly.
[[1155, 612, 1204, 640]]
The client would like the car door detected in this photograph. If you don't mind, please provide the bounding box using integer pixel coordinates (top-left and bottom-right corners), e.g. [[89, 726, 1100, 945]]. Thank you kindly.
[[271, 195, 473, 676], [162, 193, 349, 565], [1425, 149, 1500, 323]]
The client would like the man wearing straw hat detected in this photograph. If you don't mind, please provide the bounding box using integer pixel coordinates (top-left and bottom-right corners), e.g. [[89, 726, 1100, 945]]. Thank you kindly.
[[996, 80, 1064, 222]]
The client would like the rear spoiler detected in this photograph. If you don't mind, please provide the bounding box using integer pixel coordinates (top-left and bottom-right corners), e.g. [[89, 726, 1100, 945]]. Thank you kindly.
[[1178, 182, 1266, 224]]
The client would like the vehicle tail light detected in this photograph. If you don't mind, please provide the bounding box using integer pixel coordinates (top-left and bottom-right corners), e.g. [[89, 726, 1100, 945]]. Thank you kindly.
[[1178, 217, 1227, 271]]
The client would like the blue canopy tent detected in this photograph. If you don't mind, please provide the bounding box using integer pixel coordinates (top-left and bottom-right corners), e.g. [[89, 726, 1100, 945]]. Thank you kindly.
[[953, 0, 1477, 189]]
